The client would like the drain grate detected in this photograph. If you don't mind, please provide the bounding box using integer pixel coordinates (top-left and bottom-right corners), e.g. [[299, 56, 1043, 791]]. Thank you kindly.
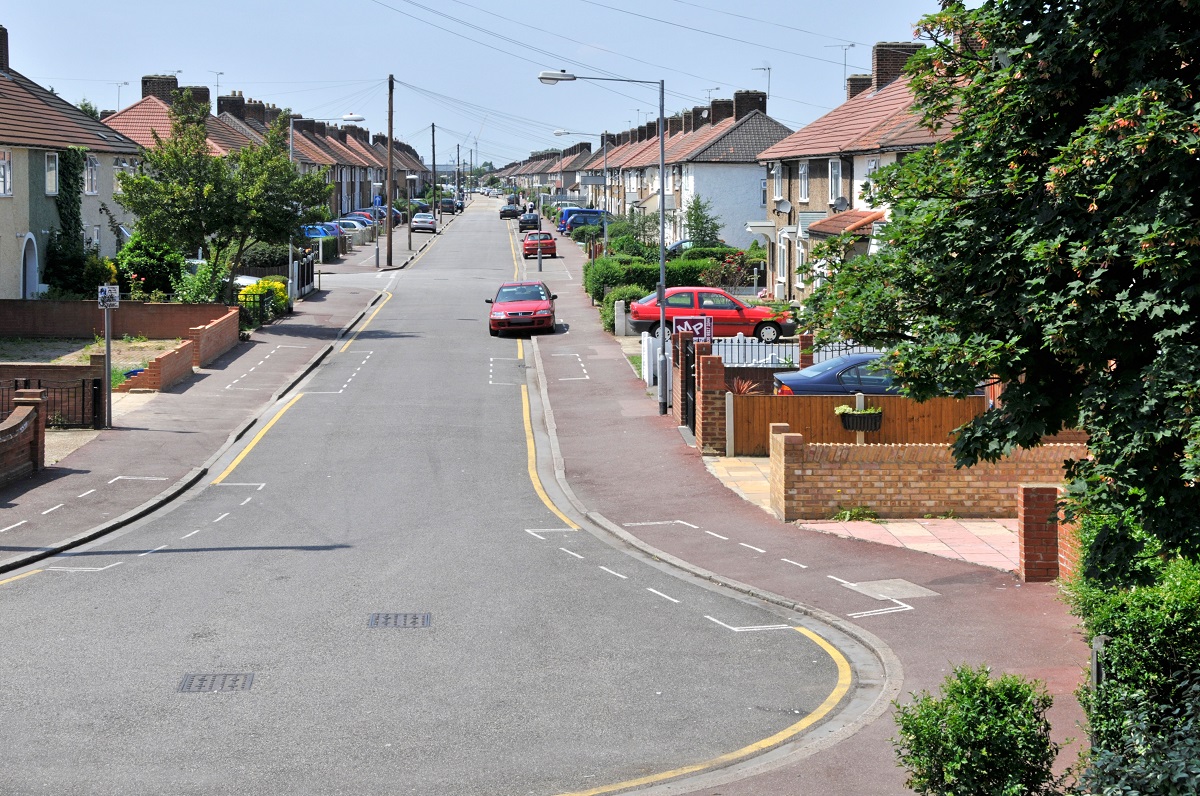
[[369, 613, 431, 628], [178, 673, 254, 693]]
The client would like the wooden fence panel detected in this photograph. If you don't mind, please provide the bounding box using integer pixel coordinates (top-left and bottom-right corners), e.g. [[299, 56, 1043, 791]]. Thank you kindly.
[[731, 394, 987, 455]]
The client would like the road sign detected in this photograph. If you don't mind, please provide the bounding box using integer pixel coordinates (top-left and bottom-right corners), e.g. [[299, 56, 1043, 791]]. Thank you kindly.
[[674, 316, 713, 342], [373, 195, 383, 206], [98, 284, 119, 309]]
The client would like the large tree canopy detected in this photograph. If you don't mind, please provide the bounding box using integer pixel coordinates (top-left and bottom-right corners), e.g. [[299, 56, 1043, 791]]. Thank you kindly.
[[801, 1, 1200, 556]]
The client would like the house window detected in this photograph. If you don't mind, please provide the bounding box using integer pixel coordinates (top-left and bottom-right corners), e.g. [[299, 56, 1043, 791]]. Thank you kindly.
[[772, 162, 784, 199], [46, 153, 59, 195], [797, 161, 809, 202], [88, 225, 101, 250], [794, 240, 807, 290], [866, 157, 880, 178], [84, 155, 100, 195], [0, 149, 12, 196], [828, 159, 842, 204], [760, 179, 767, 206]]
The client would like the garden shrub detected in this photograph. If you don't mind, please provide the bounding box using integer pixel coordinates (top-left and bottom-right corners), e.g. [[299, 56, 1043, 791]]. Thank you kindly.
[[256, 275, 291, 313], [583, 256, 708, 304], [115, 232, 186, 294], [892, 664, 1062, 796], [680, 246, 740, 262], [238, 281, 280, 318], [609, 234, 654, 259], [600, 284, 649, 333], [240, 242, 290, 270], [572, 224, 604, 244]]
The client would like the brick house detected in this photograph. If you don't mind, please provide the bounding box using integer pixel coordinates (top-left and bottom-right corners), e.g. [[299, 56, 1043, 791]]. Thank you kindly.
[[0, 25, 140, 299], [753, 41, 951, 301]]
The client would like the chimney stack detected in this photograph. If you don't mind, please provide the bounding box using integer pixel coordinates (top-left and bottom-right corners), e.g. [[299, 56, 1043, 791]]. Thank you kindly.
[[218, 91, 245, 119], [682, 110, 694, 134], [180, 85, 210, 112], [100, 110, 115, 120], [846, 74, 872, 100], [0, 25, 9, 73], [733, 90, 766, 120], [244, 98, 266, 124], [667, 115, 682, 136], [645, 120, 658, 139], [292, 117, 315, 135], [709, 98, 734, 126], [871, 41, 924, 92], [692, 106, 710, 128], [141, 74, 179, 103], [264, 104, 281, 125], [314, 121, 328, 137]]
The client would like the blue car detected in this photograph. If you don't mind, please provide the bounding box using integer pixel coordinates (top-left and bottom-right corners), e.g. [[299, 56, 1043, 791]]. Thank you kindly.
[[773, 353, 897, 396]]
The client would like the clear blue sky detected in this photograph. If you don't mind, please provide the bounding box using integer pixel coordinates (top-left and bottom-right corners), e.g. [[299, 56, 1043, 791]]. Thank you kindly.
[[6, 0, 945, 168]]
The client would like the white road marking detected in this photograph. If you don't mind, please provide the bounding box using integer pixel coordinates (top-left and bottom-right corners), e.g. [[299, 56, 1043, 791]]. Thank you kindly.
[[42, 504, 64, 515], [77, 489, 96, 498], [646, 588, 680, 603], [525, 529, 545, 540], [705, 531, 729, 540], [213, 513, 229, 523], [0, 520, 28, 533], [107, 476, 168, 484], [827, 575, 853, 585], [305, 390, 344, 394], [181, 529, 202, 539], [215, 483, 265, 490], [527, 528, 577, 533], [559, 548, 584, 559], [781, 558, 809, 569], [599, 566, 628, 579], [138, 545, 168, 557], [46, 562, 124, 572], [849, 600, 915, 619], [704, 616, 792, 632], [623, 520, 698, 528], [248, 367, 256, 372], [240, 497, 252, 506], [739, 542, 766, 553]]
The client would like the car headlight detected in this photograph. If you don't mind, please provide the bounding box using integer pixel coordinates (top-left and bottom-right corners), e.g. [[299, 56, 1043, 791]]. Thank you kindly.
[[490, 311, 506, 319], [534, 308, 553, 316]]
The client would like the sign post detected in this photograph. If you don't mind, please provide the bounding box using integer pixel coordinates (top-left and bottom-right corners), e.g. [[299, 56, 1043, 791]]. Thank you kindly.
[[98, 285, 119, 428], [373, 184, 384, 268]]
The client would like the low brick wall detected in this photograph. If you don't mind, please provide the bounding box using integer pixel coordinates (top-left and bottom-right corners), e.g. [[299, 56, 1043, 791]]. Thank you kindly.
[[0, 390, 46, 489], [188, 307, 239, 367], [116, 340, 195, 393], [768, 425, 1087, 520], [1016, 484, 1083, 583], [0, 354, 106, 428], [0, 300, 233, 340]]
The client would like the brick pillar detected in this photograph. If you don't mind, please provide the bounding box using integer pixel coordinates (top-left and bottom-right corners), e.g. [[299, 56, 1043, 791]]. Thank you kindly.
[[769, 425, 805, 520], [695, 354, 727, 454], [12, 388, 47, 472], [671, 330, 692, 425], [1057, 490, 1081, 580], [797, 333, 814, 368], [1017, 484, 1060, 582]]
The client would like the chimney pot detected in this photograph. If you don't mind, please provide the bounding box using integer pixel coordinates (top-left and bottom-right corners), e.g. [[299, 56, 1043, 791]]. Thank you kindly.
[[141, 74, 179, 103], [733, 90, 767, 120], [846, 74, 873, 100], [218, 92, 246, 120]]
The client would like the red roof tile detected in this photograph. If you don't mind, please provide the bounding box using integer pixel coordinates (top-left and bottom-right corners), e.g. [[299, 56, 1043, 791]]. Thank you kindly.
[[104, 96, 252, 156], [0, 69, 139, 153], [806, 209, 886, 236]]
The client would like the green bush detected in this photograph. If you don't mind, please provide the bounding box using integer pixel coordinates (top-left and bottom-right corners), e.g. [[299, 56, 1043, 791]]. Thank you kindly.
[[600, 284, 649, 333], [115, 232, 186, 294], [240, 243, 291, 270], [609, 234, 654, 259], [256, 275, 291, 313], [238, 281, 281, 318], [572, 224, 604, 244], [892, 664, 1062, 796], [680, 246, 740, 262], [582, 256, 707, 304]]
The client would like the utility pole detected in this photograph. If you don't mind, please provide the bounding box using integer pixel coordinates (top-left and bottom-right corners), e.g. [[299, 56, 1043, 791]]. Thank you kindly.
[[386, 74, 394, 267], [456, 143, 461, 207], [432, 123, 438, 222]]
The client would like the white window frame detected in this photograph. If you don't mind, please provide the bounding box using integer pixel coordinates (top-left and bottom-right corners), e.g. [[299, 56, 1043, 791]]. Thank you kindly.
[[828, 158, 842, 205], [0, 149, 12, 196], [797, 161, 809, 202], [865, 157, 880, 178], [772, 161, 783, 200], [760, 178, 767, 206], [44, 152, 59, 195], [84, 155, 100, 195], [794, 240, 807, 290]]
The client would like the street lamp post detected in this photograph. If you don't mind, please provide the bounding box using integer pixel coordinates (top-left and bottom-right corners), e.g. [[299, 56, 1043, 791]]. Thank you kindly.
[[554, 128, 610, 253], [541, 70, 668, 415]]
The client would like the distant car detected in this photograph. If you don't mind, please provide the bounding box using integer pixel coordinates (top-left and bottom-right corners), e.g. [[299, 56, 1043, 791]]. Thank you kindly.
[[517, 213, 540, 232], [665, 239, 695, 258], [410, 212, 437, 233], [300, 224, 328, 238], [409, 200, 431, 214], [628, 286, 797, 342], [772, 353, 897, 396], [439, 197, 456, 214], [499, 204, 522, 219], [334, 218, 369, 231], [455, 198, 464, 211], [563, 212, 612, 235], [345, 211, 378, 226], [522, 232, 556, 259], [486, 280, 557, 336]]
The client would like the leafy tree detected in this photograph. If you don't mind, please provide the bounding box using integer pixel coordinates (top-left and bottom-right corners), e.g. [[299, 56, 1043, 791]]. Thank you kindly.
[[115, 232, 186, 294], [798, 1, 1200, 557], [77, 98, 100, 120], [682, 194, 722, 246]]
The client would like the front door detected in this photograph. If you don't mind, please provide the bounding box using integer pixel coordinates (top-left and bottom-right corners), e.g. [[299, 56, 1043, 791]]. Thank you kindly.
[[22, 238, 38, 299]]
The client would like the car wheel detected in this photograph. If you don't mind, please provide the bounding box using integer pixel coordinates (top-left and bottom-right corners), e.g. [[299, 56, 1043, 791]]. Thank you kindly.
[[647, 322, 661, 340], [754, 323, 782, 343]]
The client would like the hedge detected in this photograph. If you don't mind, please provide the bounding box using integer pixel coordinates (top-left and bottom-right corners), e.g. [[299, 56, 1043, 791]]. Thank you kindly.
[[679, 246, 741, 262], [582, 256, 707, 304], [599, 285, 649, 332]]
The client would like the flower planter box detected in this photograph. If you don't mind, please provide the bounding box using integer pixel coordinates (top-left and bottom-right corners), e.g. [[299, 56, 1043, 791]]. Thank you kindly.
[[840, 411, 883, 432]]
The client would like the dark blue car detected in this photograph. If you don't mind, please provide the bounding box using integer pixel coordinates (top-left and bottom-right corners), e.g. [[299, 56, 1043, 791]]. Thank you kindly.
[[773, 353, 897, 396]]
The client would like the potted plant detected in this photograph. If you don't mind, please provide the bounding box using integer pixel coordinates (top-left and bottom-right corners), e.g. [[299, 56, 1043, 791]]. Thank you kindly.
[[835, 403, 883, 432]]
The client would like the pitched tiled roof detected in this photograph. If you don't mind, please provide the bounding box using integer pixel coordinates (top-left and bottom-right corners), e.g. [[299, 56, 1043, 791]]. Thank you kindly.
[[806, 209, 886, 237], [104, 95, 252, 156], [218, 113, 266, 146], [757, 77, 948, 161], [684, 111, 792, 163], [0, 69, 139, 153]]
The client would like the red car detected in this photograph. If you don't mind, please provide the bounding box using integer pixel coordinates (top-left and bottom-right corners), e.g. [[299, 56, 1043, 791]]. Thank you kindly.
[[628, 286, 798, 342], [486, 281, 557, 336], [522, 232, 556, 259]]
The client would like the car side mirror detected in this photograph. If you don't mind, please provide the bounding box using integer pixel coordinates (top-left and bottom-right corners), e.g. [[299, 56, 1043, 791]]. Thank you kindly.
[[485, 298, 493, 304], [550, 294, 558, 300]]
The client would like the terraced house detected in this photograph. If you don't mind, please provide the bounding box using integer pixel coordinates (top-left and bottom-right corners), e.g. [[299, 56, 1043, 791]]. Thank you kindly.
[[0, 25, 139, 299]]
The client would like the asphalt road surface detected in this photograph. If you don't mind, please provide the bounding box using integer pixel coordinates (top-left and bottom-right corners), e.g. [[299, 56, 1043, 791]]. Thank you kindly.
[[0, 204, 880, 795]]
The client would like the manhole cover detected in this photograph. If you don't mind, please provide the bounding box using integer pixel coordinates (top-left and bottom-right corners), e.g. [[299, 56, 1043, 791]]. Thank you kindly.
[[178, 673, 254, 692], [369, 613, 431, 628]]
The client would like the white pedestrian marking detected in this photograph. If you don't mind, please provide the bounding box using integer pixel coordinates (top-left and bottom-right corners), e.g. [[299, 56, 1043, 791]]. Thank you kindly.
[[646, 588, 680, 603], [623, 520, 698, 528], [599, 566, 628, 580], [213, 513, 229, 523], [42, 504, 64, 515], [248, 367, 255, 372], [77, 489, 96, 498], [0, 520, 28, 533], [559, 548, 584, 559], [739, 543, 766, 553], [827, 575, 853, 585], [108, 476, 168, 484], [705, 531, 729, 540], [704, 616, 792, 632], [138, 545, 168, 557], [781, 558, 809, 569], [181, 530, 202, 539], [240, 497, 252, 506], [525, 529, 545, 540]]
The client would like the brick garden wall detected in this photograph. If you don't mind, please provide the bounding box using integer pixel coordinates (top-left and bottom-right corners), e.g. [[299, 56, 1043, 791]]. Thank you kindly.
[[768, 426, 1087, 521], [0, 390, 45, 489], [1016, 484, 1083, 583], [0, 300, 233, 340], [188, 307, 239, 367], [0, 354, 106, 427], [116, 340, 195, 393]]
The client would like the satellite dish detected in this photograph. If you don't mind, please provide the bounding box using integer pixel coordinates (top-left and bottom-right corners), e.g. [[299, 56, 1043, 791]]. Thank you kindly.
[[775, 199, 792, 213], [832, 196, 849, 212]]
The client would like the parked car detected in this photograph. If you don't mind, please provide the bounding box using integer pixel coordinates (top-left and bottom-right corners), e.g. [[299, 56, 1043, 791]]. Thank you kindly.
[[499, 204, 522, 219], [557, 207, 606, 234], [517, 213, 541, 232], [665, 239, 695, 258], [316, 222, 342, 237], [300, 224, 328, 238], [345, 211, 378, 226], [563, 211, 612, 234], [628, 287, 798, 342], [410, 212, 437, 233], [334, 218, 369, 231], [772, 353, 897, 396], [439, 197, 456, 214], [409, 200, 431, 214], [454, 198, 464, 211], [486, 280, 557, 336], [521, 232, 556, 259]]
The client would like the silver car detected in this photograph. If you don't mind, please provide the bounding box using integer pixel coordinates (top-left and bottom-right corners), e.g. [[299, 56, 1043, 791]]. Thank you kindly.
[[411, 212, 437, 233]]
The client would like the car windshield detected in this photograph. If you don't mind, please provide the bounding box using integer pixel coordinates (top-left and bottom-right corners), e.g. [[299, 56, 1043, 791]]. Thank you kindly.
[[794, 357, 873, 379], [496, 285, 548, 303]]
